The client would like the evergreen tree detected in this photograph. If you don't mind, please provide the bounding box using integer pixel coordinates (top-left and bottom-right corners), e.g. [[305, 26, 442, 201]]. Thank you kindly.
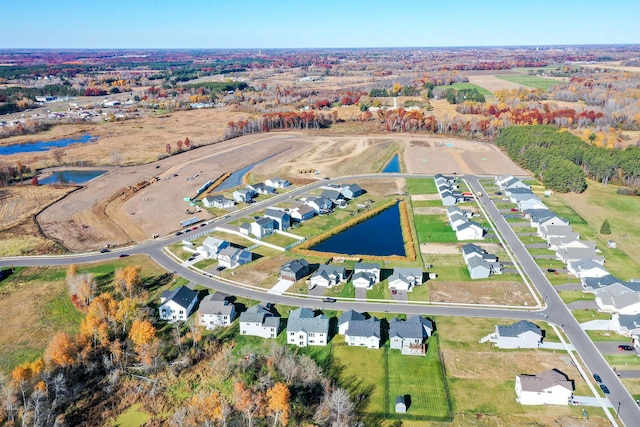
[[600, 219, 611, 235]]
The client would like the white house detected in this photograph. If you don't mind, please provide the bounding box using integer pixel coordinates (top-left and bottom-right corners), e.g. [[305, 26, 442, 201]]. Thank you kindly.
[[388, 268, 423, 292], [594, 284, 640, 315], [515, 370, 573, 405], [567, 259, 609, 279], [483, 320, 543, 349], [201, 236, 229, 259], [265, 177, 291, 189], [265, 208, 290, 231], [287, 307, 329, 347], [250, 217, 275, 239], [352, 262, 381, 289], [455, 221, 485, 240], [290, 204, 316, 222], [239, 305, 281, 339], [199, 293, 236, 329], [612, 313, 640, 337], [310, 265, 348, 288], [345, 317, 381, 349], [388, 316, 433, 355], [233, 187, 256, 203], [306, 196, 333, 214], [159, 286, 198, 323], [338, 310, 366, 335], [202, 195, 234, 209], [217, 247, 251, 269]]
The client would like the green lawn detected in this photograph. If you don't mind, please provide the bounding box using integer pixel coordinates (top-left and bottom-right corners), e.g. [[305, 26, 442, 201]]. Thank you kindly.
[[406, 178, 437, 195], [387, 335, 451, 420], [495, 74, 564, 90], [571, 309, 611, 323], [585, 330, 627, 342], [557, 290, 594, 305], [111, 403, 151, 427], [434, 82, 493, 96], [414, 215, 457, 243], [412, 200, 445, 208], [603, 353, 640, 369]]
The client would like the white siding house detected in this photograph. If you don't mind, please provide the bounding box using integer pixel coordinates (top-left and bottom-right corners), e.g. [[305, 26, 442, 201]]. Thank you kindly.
[[287, 308, 329, 347], [240, 305, 281, 339], [199, 294, 236, 329], [515, 370, 573, 405], [159, 286, 198, 323]]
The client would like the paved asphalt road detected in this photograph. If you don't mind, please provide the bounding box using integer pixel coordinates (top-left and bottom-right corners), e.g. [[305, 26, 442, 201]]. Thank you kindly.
[[1, 173, 638, 425]]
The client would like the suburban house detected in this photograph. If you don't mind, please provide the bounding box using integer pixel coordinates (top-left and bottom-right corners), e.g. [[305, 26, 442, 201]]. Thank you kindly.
[[582, 274, 628, 293], [306, 196, 333, 214], [250, 217, 275, 239], [449, 212, 468, 229], [496, 175, 530, 190], [538, 224, 577, 241], [217, 247, 251, 269], [287, 307, 329, 347], [240, 304, 281, 339], [352, 262, 381, 288], [612, 313, 640, 337], [265, 208, 291, 231], [555, 243, 605, 265], [279, 258, 311, 282], [338, 310, 366, 335], [339, 183, 364, 199], [265, 177, 290, 189], [320, 188, 345, 204], [159, 285, 198, 323], [455, 221, 485, 240], [440, 190, 458, 206], [290, 204, 316, 222], [388, 268, 423, 292], [567, 259, 610, 279], [462, 243, 503, 279], [447, 206, 473, 220], [233, 187, 256, 203], [202, 194, 234, 209], [594, 284, 640, 314], [345, 317, 381, 349], [310, 265, 349, 288], [515, 369, 574, 405], [199, 293, 236, 329], [201, 236, 229, 259], [482, 320, 543, 349], [389, 316, 434, 355], [249, 182, 275, 195]]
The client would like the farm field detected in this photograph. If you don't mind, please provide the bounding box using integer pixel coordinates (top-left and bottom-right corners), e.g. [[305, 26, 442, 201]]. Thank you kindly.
[[495, 74, 566, 90], [434, 82, 493, 96]]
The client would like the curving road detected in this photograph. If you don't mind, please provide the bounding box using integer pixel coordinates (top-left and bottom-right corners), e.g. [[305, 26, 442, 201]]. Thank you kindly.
[[1, 173, 637, 425]]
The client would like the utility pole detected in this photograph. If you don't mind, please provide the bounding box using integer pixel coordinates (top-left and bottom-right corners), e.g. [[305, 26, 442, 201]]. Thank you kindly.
[[616, 401, 621, 419]]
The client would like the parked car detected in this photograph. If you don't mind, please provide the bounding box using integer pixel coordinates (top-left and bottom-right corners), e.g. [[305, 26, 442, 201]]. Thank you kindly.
[[175, 231, 183, 236], [547, 268, 556, 273], [391, 289, 397, 295], [618, 345, 634, 351], [600, 384, 610, 395], [100, 248, 110, 253], [216, 266, 226, 272], [510, 208, 519, 212], [494, 191, 503, 195], [593, 374, 602, 383], [322, 297, 337, 303], [118, 254, 129, 258]]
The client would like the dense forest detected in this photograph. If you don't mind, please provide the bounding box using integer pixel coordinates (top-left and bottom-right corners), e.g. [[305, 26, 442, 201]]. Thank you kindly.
[[496, 125, 640, 192]]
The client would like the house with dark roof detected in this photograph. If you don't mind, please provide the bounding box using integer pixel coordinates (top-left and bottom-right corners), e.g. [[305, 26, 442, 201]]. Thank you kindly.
[[389, 316, 433, 355], [265, 208, 290, 231], [515, 369, 574, 405], [159, 285, 198, 322], [202, 194, 235, 209], [483, 320, 543, 349], [250, 217, 275, 239], [455, 221, 485, 240], [310, 265, 348, 288], [352, 262, 381, 289], [345, 317, 381, 349], [462, 243, 502, 279], [340, 183, 364, 199], [306, 196, 333, 214], [582, 274, 627, 293], [388, 268, 423, 292], [249, 182, 275, 195], [240, 304, 281, 339], [440, 189, 459, 206], [287, 307, 329, 347], [279, 258, 310, 282], [199, 293, 236, 329], [613, 313, 640, 337], [217, 247, 251, 269], [320, 188, 344, 204], [233, 187, 256, 203], [338, 310, 366, 335]]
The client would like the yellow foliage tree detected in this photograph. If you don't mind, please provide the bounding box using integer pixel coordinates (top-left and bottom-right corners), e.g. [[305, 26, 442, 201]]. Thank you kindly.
[[129, 318, 156, 347], [114, 266, 143, 300], [267, 382, 290, 427], [44, 332, 76, 367]]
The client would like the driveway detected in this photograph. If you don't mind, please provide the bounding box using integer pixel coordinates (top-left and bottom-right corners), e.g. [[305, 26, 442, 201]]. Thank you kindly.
[[555, 283, 582, 291], [308, 284, 326, 297], [567, 300, 599, 310], [594, 342, 638, 355], [392, 290, 408, 302], [268, 279, 294, 295], [355, 287, 367, 300]]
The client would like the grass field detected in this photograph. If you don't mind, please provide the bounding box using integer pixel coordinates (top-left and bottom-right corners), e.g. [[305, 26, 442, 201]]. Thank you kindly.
[[414, 214, 457, 243], [406, 178, 437, 195], [111, 403, 151, 427], [495, 74, 565, 90], [434, 82, 493, 96]]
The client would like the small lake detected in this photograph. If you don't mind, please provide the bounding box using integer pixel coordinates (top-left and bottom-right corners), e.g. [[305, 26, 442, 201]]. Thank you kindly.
[[38, 169, 107, 185], [310, 203, 406, 256], [215, 148, 290, 191], [0, 133, 96, 156], [382, 154, 401, 173]]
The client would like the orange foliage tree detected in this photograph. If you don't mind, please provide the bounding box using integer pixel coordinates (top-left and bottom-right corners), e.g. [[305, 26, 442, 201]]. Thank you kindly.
[[44, 332, 76, 368], [267, 382, 290, 427]]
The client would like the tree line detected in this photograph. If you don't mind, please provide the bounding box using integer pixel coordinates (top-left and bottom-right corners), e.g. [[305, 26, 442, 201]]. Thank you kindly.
[[496, 125, 640, 192]]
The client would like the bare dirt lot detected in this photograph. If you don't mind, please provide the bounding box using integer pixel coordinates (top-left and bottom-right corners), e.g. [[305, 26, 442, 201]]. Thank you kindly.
[[430, 279, 536, 306]]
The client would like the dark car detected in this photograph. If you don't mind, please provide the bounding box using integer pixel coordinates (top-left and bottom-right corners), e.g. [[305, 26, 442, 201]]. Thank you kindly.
[[119, 254, 129, 258], [618, 344, 634, 351], [100, 248, 110, 253], [216, 266, 226, 272], [547, 268, 556, 273], [593, 374, 602, 384], [322, 297, 337, 303], [494, 191, 503, 195], [600, 384, 610, 395], [175, 231, 183, 236]]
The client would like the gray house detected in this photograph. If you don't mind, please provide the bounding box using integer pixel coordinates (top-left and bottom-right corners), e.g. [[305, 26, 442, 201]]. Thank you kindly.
[[310, 265, 348, 288], [440, 190, 458, 206], [199, 293, 236, 329], [202, 194, 234, 209], [250, 217, 275, 239], [279, 258, 311, 282], [287, 307, 329, 347], [389, 316, 433, 355], [340, 183, 364, 199], [462, 243, 503, 279], [290, 204, 316, 222], [483, 320, 543, 349], [240, 304, 281, 339], [352, 262, 381, 288], [201, 236, 229, 259], [265, 208, 291, 231], [233, 187, 256, 203], [388, 268, 423, 292], [338, 310, 366, 335]]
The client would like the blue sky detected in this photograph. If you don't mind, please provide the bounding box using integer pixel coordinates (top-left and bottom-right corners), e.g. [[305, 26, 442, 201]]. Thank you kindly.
[[2, 0, 639, 49]]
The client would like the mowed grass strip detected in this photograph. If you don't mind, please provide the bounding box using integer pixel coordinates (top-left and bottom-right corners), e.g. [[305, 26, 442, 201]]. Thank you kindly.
[[414, 214, 457, 243], [387, 335, 451, 419], [434, 82, 493, 96], [406, 178, 437, 195], [495, 74, 564, 90]]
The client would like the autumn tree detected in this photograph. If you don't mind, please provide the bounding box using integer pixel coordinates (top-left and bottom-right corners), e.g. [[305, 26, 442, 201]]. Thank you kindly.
[[115, 297, 138, 334], [44, 332, 76, 368], [267, 382, 290, 427], [129, 318, 156, 366], [80, 293, 118, 348], [114, 266, 143, 300], [233, 382, 265, 427]]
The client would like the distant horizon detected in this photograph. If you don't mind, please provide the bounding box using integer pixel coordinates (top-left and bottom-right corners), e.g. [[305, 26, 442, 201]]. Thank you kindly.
[[2, 0, 638, 49]]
